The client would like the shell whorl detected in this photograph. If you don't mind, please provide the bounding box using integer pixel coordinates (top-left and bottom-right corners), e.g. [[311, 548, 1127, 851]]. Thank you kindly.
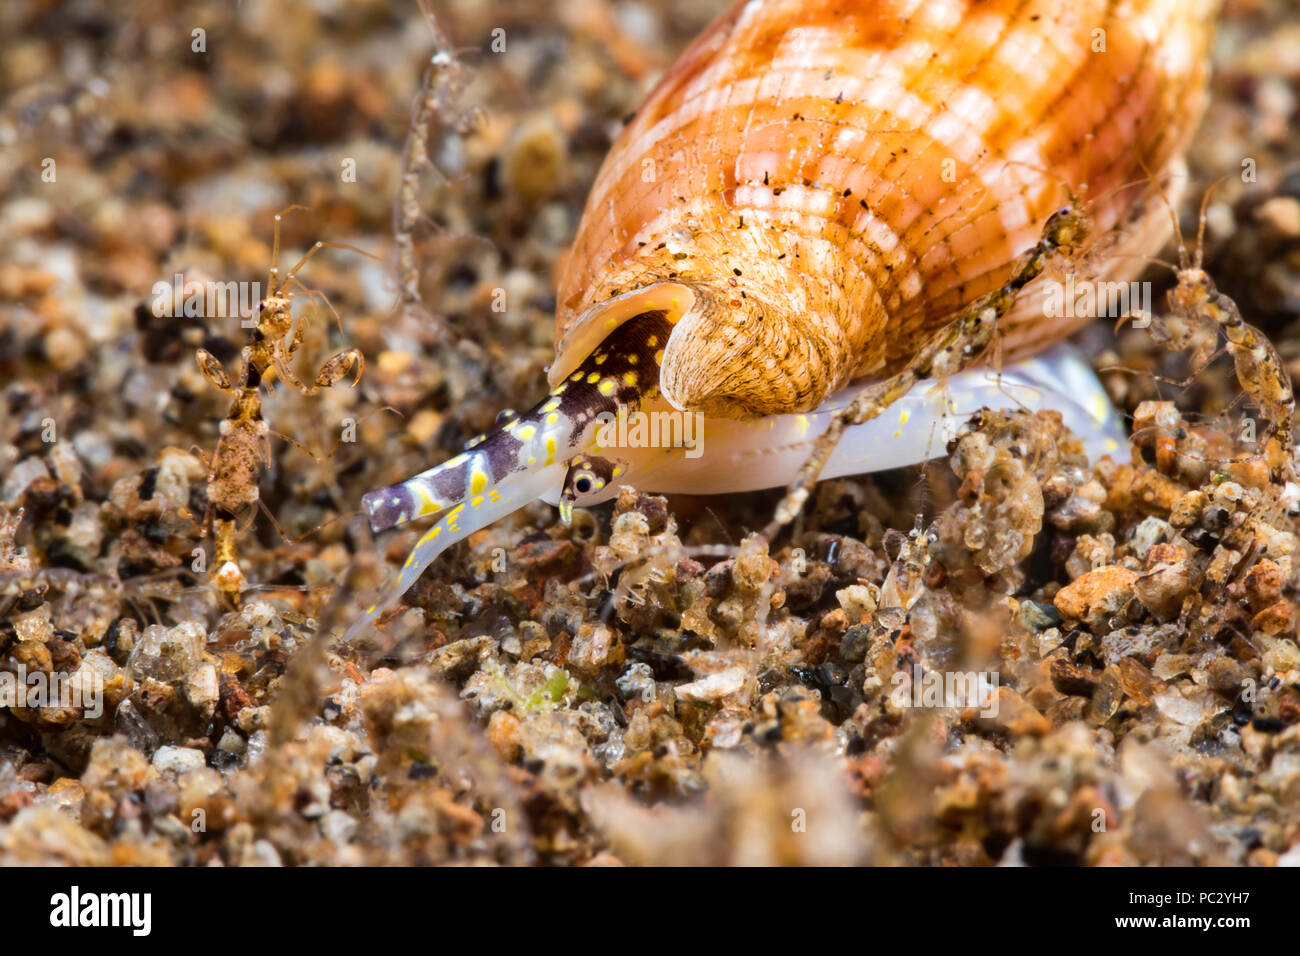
[[660, 276, 849, 418], [554, 0, 1219, 419]]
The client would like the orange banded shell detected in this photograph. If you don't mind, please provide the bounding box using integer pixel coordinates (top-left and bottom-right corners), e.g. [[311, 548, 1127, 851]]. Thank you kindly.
[[345, 0, 1220, 643], [551, 0, 1219, 419]]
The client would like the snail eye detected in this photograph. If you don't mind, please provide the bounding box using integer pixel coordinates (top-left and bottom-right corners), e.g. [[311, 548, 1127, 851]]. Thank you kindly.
[[574, 475, 593, 494]]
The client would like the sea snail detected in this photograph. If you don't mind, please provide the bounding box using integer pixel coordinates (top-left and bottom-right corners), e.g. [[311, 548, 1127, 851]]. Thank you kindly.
[[347, 0, 1218, 638]]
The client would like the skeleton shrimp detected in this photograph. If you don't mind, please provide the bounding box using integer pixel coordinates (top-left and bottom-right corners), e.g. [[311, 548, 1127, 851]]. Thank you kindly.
[[191, 206, 378, 607], [1131, 178, 1296, 485]]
